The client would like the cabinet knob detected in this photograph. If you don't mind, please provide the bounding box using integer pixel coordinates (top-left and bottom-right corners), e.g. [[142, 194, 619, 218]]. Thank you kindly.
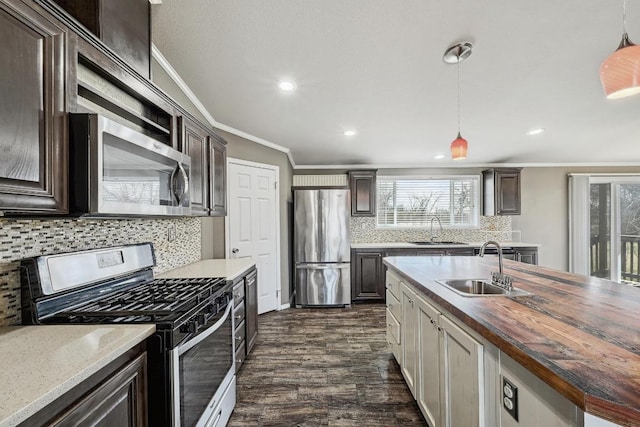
[[408, 298, 413, 304], [235, 314, 242, 321], [235, 335, 242, 340], [430, 318, 435, 324], [437, 326, 443, 331]]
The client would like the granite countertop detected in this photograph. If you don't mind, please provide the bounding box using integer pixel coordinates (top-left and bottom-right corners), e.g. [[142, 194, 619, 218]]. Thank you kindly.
[[383, 256, 640, 427], [157, 258, 256, 281], [351, 241, 541, 249], [0, 324, 155, 427]]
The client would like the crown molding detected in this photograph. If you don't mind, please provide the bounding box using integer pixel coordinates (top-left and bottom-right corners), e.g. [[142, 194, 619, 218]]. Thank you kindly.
[[294, 162, 640, 170]]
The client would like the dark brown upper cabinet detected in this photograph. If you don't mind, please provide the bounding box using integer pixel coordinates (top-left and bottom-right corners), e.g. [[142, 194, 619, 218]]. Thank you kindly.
[[209, 137, 227, 216], [349, 170, 377, 217], [482, 168, 522, 216], [0, 1, 68, 214], [180, 117, 209, 216], [51, 0, 150, 78], [179, 117, 227, 216]]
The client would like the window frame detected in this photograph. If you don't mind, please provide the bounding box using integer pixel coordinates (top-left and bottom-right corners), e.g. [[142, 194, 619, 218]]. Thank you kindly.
[[375, 174, 481, 230]]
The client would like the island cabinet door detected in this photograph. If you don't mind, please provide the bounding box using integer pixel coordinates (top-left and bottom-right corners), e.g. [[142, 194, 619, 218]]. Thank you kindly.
[[401, 282, 418, 398], [417, 295, 442, 427], [440, 315, 484, 427]]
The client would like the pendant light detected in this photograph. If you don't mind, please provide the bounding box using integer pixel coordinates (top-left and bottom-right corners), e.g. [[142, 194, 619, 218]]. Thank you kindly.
[[444, 42, 472, 160], [600, 0, 640, 99]]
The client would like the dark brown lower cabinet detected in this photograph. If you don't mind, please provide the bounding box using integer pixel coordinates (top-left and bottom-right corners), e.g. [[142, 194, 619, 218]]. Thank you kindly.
[[245, 269, 258, 353], [232, 266, 258, 372], [21, 348, 147, 427], [351, 249, 385, 302]]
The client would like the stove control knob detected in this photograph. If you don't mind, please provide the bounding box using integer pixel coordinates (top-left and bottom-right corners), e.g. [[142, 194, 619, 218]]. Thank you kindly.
[[197, 313, 206, 325], [180, 320, 197, 334]]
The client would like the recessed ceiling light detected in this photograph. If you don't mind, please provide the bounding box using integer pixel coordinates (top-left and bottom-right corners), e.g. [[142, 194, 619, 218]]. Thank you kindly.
[[344, 130, 357, 137], [434, 154, 445, 160], [526, 128, 545, 136], [278, 80, 296, 92]]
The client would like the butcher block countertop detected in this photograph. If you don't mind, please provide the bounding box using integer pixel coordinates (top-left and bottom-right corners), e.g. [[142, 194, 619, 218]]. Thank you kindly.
[[157, 258, 256, 281], [0, 324, 155, 427], [383, 256, 640, 427]]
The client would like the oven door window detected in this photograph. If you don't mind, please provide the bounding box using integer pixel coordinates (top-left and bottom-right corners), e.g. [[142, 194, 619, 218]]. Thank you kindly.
[[178, 307, 233, 427]]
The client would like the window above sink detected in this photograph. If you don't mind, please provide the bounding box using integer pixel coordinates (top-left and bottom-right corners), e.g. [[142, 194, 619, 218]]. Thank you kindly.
[[376, 175, 480, 229]]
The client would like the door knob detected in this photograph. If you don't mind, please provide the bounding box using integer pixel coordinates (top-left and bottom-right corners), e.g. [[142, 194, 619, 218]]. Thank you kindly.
[[232, 248, 239, 255]]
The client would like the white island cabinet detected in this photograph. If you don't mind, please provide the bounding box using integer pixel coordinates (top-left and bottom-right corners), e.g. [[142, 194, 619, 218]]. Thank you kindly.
[[388, 270, 491, 427]]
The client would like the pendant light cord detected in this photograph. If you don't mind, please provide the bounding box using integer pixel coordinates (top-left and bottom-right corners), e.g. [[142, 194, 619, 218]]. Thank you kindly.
[[623, 0, 627, 34], [457, 50, 461, 134]]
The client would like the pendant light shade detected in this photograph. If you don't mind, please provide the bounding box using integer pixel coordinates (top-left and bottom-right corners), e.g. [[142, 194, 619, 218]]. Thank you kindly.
[[600, 1, 640, 99], [450, 132, 468, 160], [600, 33, 640, 99]]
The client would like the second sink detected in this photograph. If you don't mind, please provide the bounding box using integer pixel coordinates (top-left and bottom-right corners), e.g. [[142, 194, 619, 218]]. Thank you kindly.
[[410, 241, 467, 245]]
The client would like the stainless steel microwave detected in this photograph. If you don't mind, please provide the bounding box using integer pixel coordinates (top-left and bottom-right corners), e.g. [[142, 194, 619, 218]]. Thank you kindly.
[[69, 114, 191, 217]]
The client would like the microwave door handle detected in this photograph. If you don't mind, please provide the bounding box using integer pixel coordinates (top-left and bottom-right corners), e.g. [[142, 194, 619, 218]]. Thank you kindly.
[[170, 162, 189, 205]]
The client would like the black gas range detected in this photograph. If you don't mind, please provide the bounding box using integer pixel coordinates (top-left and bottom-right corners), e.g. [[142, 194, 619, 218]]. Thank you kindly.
[[21, 243, 236, 427]]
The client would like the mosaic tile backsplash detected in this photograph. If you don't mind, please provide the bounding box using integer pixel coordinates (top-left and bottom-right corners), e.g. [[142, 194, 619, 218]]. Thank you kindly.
[[0, 217, 201, 326], [350, 216, 512, 243]]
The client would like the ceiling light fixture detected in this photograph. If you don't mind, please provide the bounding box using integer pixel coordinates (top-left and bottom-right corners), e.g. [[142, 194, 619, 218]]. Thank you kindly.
[[278, 80, 296, 92], [434, 154, 445, 160], [344, 130, 357, 137], [444, 42, 472, 160], [600, 0, 640, 99], [526, 128, 545, 136]]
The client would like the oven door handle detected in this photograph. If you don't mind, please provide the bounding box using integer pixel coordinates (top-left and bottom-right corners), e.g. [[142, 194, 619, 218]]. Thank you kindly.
[[177, 302, 232, 356]]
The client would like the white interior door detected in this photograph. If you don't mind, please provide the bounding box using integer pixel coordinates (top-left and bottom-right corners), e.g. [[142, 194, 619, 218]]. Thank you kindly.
[[227, 159, 280, 314]]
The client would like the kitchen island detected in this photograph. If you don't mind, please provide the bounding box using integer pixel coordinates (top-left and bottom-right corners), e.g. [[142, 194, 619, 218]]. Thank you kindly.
[[384, 255, 640, 427]]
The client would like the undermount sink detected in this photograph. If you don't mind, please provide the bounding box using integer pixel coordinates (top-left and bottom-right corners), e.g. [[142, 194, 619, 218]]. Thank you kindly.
[[410, 241, 467, 245], [435, 279, 531, 297]]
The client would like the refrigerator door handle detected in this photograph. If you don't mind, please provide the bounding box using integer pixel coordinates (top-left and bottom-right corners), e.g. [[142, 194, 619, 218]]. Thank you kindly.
[[296, 264, 350, 269]]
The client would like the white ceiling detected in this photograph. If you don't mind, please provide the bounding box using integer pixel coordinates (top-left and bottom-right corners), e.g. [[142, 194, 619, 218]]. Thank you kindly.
[[151, 0, 640, 168]]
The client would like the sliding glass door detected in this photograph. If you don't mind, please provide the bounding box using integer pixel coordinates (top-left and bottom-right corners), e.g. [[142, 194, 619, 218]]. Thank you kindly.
[[589, 179, 640, 285]]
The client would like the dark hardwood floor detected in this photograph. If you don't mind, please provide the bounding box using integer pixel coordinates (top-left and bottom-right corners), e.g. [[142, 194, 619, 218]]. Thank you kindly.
[[228, 304, 426, 426]]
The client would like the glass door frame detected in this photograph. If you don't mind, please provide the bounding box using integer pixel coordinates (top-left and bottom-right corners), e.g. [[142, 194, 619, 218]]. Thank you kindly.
[[590, 176, 640, 283]]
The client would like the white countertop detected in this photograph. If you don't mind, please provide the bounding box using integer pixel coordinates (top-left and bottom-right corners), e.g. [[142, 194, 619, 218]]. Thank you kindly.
[[0, 324, 155, 427], [351, 241, 541, 249], [157, 258, 256, 281]]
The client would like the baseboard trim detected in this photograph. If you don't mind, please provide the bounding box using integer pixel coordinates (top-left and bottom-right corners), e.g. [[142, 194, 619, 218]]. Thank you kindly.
[[279, 303, 291, 310]]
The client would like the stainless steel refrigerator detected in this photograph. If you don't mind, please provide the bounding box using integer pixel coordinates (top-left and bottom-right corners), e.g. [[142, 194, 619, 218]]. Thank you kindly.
[[294, 189, 351, 307]]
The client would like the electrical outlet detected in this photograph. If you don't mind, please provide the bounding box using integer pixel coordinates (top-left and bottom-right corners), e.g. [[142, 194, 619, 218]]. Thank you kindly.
[[167, 224, 176, 242], [502, 376, 518, 421]]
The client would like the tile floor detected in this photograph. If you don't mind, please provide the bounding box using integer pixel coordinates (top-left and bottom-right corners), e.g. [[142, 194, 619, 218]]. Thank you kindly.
[[228, 304, 427, 426]]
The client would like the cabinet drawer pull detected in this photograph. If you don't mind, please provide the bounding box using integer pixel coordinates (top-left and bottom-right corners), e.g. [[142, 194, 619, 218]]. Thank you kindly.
[[430, 319, 435, 324]]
